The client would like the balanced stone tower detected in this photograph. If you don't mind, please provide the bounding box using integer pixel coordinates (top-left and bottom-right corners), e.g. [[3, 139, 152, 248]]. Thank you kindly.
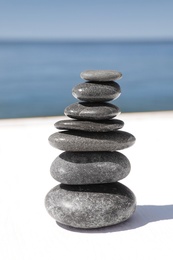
[[45, 70, 136, 229]]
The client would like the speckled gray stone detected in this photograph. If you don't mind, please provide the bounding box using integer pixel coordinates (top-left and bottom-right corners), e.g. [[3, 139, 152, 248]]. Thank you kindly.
[[48, 130, 136, 151], [54, 119, 124, 132], [50, 151, 131, 184], [80, 70, 122, 82], [72, 81, 121, 102], [45, 182, 136, 229], [64, 102, 120, 120]]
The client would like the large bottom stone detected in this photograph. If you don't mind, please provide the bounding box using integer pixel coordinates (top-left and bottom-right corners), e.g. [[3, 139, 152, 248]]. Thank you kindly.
[[45, 182, 136, 229], [50, 151, 131, 184]]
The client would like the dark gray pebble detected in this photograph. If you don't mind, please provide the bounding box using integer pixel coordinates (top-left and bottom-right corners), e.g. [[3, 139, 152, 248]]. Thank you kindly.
[[64, 102, 120, 121], [50, 151, 131, 184], [48, 130, 136, 151], [45, 182, 136, 229], [54, 119, 124, 132], [80, 70, 122, 82], [72, 81, 121, 102]]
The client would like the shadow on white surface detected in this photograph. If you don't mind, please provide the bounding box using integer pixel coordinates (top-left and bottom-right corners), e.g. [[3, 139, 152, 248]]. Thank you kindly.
[[56, 205, 173, 233]]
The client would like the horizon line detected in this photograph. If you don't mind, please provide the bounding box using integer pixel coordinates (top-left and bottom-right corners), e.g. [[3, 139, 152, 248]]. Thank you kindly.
[[0, 37, 173, 43]]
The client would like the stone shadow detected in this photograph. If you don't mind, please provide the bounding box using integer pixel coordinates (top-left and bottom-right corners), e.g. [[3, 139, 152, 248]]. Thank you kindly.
[[56, 204, 173, 233]]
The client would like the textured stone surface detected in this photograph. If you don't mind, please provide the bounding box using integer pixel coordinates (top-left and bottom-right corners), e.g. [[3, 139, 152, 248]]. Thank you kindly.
[[80, 70, 122, 82], [48, 130, 136, 151], [54, 119, 124, 132], [72, 81, 121, 102], [64, 102, 120, 120], [50, 151, 131, 184], [45, 182, 136, 229]]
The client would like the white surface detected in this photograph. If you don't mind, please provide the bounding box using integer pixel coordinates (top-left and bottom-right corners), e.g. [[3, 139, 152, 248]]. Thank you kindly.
[[0, 111, 173, 260]]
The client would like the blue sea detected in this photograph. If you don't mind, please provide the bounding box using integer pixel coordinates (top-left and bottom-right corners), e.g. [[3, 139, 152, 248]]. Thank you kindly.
[[0, 40, 173, 119]]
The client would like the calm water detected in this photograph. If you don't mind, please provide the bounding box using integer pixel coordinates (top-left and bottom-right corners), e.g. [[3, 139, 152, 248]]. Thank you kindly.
[[0, 40, 173, 118]]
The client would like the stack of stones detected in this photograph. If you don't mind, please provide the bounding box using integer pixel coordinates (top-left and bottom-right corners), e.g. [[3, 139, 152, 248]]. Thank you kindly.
[[45, 70, 136, 229]]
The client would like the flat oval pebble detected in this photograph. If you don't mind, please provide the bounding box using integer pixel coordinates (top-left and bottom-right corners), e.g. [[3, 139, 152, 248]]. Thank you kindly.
[[64, 102, 120, 121], [50, 151, 131, 184], [80, 70, 122, 82], [48, 130, 136, 151], [72, 81, 121, 102], [54, 119, 124, 132], [45, 182, 136, 229]]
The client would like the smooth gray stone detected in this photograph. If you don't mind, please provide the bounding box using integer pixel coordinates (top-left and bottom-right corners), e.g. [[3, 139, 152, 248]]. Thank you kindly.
[[48, 130, 136, 151], [80, 70, 122, 82], [45, 182, 136, 229], [50, 151, 131, 184], [72, 81, 121, 102], [54, 119, 124, 132], [64, 102, 120, 121]]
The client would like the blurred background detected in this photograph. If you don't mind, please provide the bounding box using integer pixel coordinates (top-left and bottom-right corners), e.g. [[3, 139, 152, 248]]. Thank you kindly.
[[0, 0, 173, 119]]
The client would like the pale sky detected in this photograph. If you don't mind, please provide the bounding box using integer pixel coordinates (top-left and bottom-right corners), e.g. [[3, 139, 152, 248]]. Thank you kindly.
[[0, 0, 173, 40]]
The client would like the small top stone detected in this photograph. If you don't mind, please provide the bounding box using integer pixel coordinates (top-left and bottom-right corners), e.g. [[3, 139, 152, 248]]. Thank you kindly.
[[80, 70, 122, 82]]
